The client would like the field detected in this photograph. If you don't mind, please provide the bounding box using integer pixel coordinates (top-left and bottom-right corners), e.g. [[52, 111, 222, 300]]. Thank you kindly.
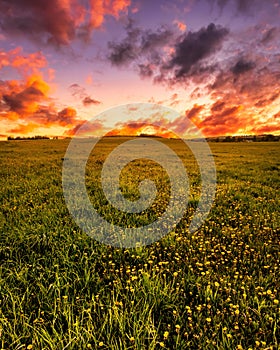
[[0, 138, 279, 350]]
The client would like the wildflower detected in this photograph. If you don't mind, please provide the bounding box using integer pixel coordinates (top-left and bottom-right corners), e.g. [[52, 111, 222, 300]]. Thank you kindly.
[[273, 299, 279, 305], [159, 342, 165, 347], [98, 342, 104, 347], [27, 346, 33, 350], [129, 337, 135, 342], [175, 324, 180, 333], [163, 331, 169, 339], [206, 317, 211, 323]]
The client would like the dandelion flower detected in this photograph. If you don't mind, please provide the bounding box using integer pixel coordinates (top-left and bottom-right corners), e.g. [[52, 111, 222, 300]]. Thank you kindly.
[[163, 331, 169, 339]]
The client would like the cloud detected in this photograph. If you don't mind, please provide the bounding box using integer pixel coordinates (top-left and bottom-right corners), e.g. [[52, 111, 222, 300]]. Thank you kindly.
[[165, 23, 229, 81], [56, 107, 78, 126], [105, 104, 205, 138], [64, 119, 105, 136], [7, 106, 82, 135], [108, 22, 229, 85], [187, 102, 248, 136], [1, 75, 50, 117], [0, 47, 90, 136], [108, 20, 175, 67], [0, 0, 131, 46], [174, 20, 187, 32], [231, 58, 255, 75], [69, 83, 101, 107], [106, 122, 177, 138], [108, 21, 141, 66], [82, 96, 101, 106], [9, 122, 40, 134], [69, 83, 85, 98], [0, 47, 47, 75], [261, 27, 278, 44], [0, 74, 85, 135]]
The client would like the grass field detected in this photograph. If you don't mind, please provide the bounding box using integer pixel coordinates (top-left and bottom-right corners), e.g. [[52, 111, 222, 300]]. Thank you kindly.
[[0, 138, 279, 350]]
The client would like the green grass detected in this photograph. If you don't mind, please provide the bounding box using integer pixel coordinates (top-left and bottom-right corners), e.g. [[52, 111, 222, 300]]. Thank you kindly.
[[0, 139, 279, 349]]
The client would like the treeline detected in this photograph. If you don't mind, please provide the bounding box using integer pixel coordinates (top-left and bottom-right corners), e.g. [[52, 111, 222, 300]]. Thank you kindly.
[[7, 136, 50, 140], [207, 134, 280, 142]]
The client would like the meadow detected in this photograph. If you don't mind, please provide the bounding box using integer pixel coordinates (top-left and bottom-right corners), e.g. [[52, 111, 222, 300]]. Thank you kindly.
[[0, 138, 279, 350]]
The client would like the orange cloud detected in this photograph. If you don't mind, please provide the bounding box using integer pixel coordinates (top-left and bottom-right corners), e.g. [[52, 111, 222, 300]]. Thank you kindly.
[[1, 73, 85, 135], [0, 0, 131, 46], [106, 123, 177, 138], [2, 74, 50, 117], [9, 123, 39, 134], [64, 119, 105, 136], [0, 47, 47, 75], [174, 20, 187, 32]]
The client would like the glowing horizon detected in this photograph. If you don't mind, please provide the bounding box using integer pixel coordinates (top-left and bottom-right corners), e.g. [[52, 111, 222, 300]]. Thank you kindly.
[[0, 0, 279, 140]]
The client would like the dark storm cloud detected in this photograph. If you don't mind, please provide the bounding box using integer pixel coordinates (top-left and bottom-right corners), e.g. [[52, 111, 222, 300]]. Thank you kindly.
[[140, 27, 174, 52], [108, 21, 174, 66], [107, 20, 141, 65], [108, 21, 229, 84], [231, 58, 256, 75], [108, 41, 138, 66], [166, 23, 229, 80]]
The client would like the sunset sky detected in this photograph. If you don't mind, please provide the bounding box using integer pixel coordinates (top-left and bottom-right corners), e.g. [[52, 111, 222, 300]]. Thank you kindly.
[[0, 0, 279, 139]]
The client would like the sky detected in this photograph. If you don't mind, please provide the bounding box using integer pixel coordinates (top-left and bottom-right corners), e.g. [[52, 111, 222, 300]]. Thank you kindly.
[[0, 0, 279, 139]]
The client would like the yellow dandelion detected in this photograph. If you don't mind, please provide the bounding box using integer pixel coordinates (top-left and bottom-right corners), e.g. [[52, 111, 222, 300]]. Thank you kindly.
[[163, 331, 169, 339]]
